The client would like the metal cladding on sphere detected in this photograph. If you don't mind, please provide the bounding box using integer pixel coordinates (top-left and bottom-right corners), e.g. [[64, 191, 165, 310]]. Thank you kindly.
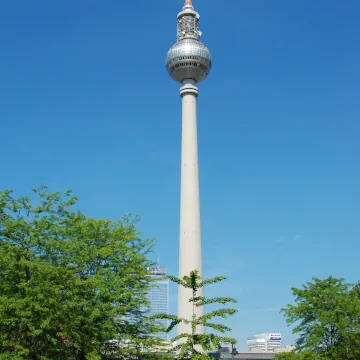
[[166, 40, 211, 84], [166, 1, 212, 84]]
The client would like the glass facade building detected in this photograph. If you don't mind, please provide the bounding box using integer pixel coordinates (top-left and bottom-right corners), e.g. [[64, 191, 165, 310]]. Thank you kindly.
[[146, 265, 170, 341]]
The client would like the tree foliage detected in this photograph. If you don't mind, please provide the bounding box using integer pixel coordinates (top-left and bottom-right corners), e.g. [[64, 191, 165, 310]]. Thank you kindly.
[[275, 351, 318, 360], [281, 276, 360, 360], [0, 187, 162, 359], [153, 270, 237, 360]]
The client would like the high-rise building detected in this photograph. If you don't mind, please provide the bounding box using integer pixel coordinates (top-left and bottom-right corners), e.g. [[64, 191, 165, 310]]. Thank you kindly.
[[165, 0, 212, 336], [247, 333, 282, 352], [146, 264, 170, 341]]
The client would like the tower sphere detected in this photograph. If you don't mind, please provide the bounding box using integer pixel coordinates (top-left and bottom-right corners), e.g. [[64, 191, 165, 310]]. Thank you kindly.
[[166, 39, 211, 84], [166, 1, 212, 84]]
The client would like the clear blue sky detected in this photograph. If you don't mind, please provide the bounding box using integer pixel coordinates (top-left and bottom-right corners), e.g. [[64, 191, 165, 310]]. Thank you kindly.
[[1, 0, 359, 350]]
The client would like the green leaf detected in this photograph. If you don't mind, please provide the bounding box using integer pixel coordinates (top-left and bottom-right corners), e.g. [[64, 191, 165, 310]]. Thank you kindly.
[[281, 276, 360, 359], [0, 186, 161, 359]]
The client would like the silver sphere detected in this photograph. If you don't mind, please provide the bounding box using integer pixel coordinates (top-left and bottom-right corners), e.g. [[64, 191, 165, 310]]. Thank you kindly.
[[166, 38, 212, 84]]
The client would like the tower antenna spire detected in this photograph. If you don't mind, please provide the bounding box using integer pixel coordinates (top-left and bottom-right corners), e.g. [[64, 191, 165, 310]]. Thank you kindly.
[[184, 0, 192, 5]]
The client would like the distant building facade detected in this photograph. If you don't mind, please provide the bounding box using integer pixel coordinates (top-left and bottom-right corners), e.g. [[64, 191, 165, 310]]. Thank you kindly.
[[146, 263, 170, 341], [247, 333, 282, 352], [210, 339, 294, 359], [209, 334, 294, 360]]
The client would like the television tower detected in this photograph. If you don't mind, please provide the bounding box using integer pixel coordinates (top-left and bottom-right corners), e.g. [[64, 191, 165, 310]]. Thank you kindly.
[[166, 0, 212, 336]]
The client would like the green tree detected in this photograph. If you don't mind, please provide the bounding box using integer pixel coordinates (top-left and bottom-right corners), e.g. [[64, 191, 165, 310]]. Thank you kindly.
[[274, 351, 318, 360], [281, 276, 360, 360], [0, 187, 162, 359], [331, 281, 360, 360], [154, 270, 237, 360]]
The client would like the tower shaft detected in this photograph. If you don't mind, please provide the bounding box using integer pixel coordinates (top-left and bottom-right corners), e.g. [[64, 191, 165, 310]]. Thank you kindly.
[[178, 82, 204, 336]]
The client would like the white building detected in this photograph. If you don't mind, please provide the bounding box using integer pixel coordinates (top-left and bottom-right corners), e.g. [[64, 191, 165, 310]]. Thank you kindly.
[[247, 333, 282, 352]]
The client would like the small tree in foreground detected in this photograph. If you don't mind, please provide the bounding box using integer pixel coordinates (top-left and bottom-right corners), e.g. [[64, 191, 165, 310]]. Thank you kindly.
[[153, 270, 237, 360]]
